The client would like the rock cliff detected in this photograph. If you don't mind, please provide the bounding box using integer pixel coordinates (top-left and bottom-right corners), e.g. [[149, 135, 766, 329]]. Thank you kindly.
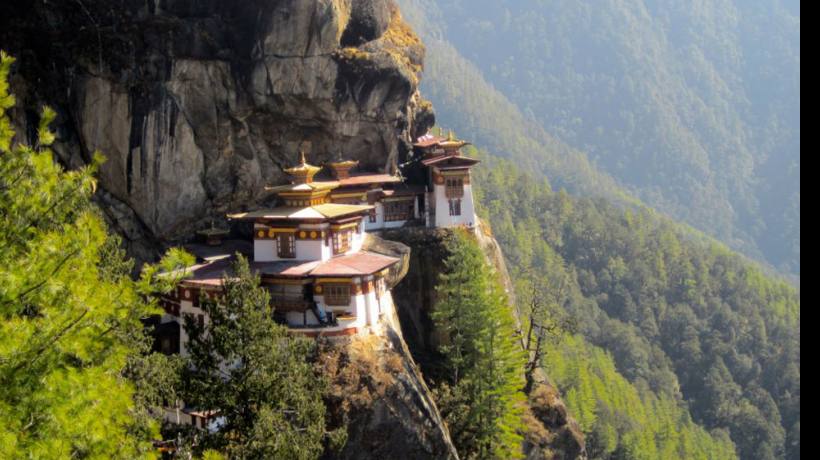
[[1, 0, 433, 261]]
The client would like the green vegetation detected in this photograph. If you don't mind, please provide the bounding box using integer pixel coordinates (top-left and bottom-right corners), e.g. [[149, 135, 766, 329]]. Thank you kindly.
[[432, 230, 527, 459], [399, 0, 800, 277], [175, 255, 333, 459], [546, 335, 736, 459], [470, 148, 799, 459], [0, 51, 189, 458]]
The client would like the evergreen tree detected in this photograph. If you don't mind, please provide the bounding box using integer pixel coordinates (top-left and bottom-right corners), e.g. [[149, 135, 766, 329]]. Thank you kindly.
[[0, 51, 189, 458], [432, 230, 526, 459], [179, 255, 330, 460]]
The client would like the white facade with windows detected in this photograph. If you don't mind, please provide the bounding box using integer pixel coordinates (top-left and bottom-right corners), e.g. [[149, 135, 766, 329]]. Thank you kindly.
[[432, 180, 476, 228]]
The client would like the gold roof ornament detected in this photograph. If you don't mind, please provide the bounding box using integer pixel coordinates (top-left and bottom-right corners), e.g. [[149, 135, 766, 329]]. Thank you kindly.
[[284, 150, 322, 184], [328, 152, 359, 180], [439, 130, 469, 153]]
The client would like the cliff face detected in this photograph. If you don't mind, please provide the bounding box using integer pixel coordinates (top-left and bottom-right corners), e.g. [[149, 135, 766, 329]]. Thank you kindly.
[[1, 0, 433, 261], [323, 233, 458, 459]]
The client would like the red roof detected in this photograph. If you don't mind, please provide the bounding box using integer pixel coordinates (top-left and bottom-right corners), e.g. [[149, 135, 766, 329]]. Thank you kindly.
[[421, 154, 480, 167], [177, 250, 398, 286], [308, 252, 399, 277]]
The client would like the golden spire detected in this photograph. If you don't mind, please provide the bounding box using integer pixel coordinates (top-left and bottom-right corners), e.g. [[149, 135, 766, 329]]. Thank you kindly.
[[439, 130, 469, 154], [284, 149, 322, 184]]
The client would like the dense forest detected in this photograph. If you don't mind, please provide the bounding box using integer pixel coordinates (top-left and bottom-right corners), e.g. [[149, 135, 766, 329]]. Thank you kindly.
[[398, 0, 800, 278], [469, 147, 800, 459]]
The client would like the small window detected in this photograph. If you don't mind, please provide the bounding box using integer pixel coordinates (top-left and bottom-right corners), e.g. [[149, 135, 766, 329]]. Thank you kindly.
[[277, 233, 295, 258], [384, 200, 413, 222], [445, 178, 464, 198], [332, 230, 352, 254], [324, 284, 351, 306], [369, 207, 377, 223], [449, 199, 462, 216]]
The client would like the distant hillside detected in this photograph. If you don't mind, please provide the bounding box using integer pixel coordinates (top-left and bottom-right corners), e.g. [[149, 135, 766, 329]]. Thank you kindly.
[[470, 149, 799, 460], [397, 0, 800, 277]]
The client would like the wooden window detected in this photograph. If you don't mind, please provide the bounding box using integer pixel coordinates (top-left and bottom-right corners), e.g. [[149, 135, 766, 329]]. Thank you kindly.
[[324, 284, 351, 306], [448, 199, 462, 216], [277, 233, 295, 258], [332, 230, 352, 254], [384, 200, 413, 222], [369, 207, 377, 223], [445, 177, 464, 198]]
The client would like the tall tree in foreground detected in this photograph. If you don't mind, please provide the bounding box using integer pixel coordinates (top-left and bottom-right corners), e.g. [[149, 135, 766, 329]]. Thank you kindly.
[[0, 51, 189, 458], [179, 255, 331, 459], [432, 230, 527, 459]]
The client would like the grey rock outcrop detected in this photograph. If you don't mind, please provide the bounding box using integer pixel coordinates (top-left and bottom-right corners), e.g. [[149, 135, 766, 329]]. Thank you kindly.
[[2, 0, 434, 262]]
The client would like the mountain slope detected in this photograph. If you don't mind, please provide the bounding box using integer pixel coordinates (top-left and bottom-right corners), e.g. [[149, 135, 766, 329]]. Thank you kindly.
[[470, 149, 799, 460], [397, 0, 799, 277]]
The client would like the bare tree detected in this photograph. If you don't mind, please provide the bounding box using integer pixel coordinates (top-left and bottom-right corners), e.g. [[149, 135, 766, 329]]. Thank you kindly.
[[522, 270, 577, 394]]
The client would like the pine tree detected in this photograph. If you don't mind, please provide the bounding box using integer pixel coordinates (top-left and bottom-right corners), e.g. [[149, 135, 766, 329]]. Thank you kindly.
[[432, 230, 526, 459], [0, 51, 189, 458], [179, 255, 330, 459]]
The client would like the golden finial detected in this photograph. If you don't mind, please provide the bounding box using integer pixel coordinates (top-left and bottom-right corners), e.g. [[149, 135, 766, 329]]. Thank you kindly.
[[285, 148, 322, 184], [448, 130, 455, 141]]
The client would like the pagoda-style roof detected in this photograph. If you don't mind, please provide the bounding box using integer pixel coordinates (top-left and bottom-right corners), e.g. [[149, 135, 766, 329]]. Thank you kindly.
[[176, 248, 399, 287], [421, 154, 480, 168], [284, 151, 323, 184], [227, 203, 373, 221], [438, 131, 470, 151]]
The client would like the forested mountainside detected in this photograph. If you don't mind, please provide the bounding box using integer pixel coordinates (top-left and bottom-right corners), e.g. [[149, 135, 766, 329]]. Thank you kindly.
[[469, 147, 800, 460], [397, 0, 800, 278]]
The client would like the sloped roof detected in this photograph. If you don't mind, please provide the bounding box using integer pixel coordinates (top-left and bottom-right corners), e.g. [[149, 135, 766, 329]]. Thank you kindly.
[[306, 252, 399, 277], [227, 203, 372, 221], [421, 154, 480, 167], [177, 249, 399, 286], [264, 181, 339, 193], [337, 173, 402, 187]]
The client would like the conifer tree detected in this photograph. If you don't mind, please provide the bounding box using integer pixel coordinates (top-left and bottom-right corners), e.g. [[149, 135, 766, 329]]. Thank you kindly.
[[432, 230, 527, 459], [0, 51, 190, 458], [179, 255, 331, 459]]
